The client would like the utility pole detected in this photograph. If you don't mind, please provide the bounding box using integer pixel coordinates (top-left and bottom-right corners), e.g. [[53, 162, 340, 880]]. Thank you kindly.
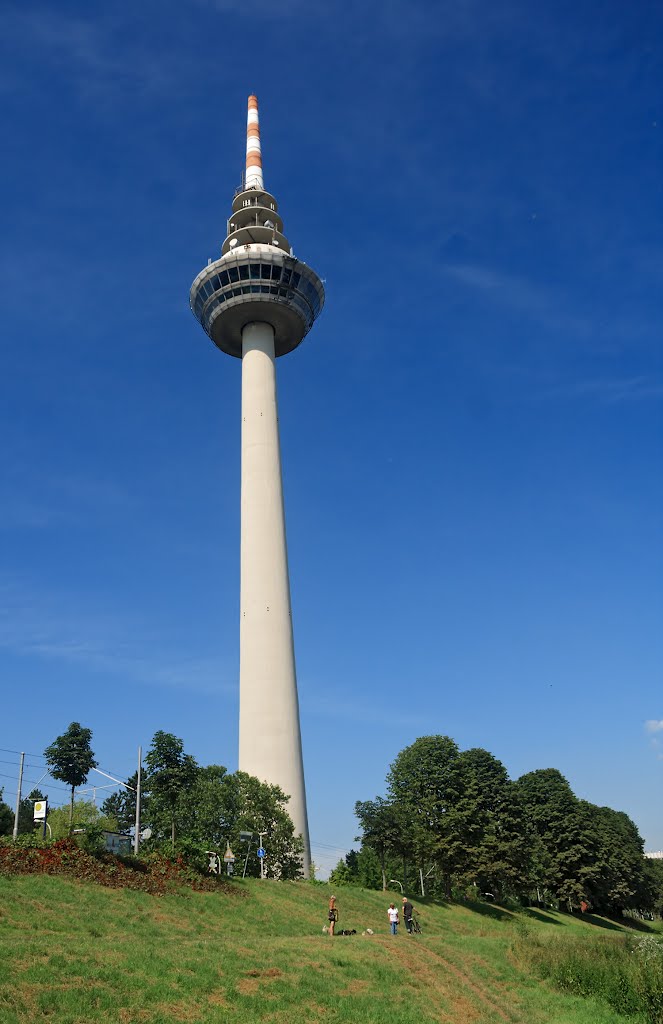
[[12, 752, 24, 839], [134, 746, 142, 855]]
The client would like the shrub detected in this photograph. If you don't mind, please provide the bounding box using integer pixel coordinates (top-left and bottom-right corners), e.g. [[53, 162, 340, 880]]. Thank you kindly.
[[512, 926, 663, 1024], [0, 836, 244, 898]]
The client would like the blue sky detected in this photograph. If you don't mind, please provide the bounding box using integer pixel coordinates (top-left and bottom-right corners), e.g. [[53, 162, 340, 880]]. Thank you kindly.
[[1, 0, 661, 875]]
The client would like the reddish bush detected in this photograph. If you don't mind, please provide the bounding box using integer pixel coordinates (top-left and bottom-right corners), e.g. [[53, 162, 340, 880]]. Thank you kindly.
[[0, 839, 241, 897]]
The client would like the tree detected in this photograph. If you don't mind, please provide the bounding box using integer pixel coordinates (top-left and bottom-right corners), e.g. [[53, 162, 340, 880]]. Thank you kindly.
[[44, 722, 98, 831], [0, 788, 14, 836], [144, 732, 199, 849], [387, 735, 463, 895], [329, 852, 357, 886], [354, 797, 399, 891], [164, 764, 303, 878], [448, 748, 532, 900], [230, 771, 304, 879], [16, 788, 45, 835], [514, 768, 592, 906], [329, 848, 386, 889], [47, 800, 118, 840], [642, 857, 663, 917], [578, 801, 647, 915]]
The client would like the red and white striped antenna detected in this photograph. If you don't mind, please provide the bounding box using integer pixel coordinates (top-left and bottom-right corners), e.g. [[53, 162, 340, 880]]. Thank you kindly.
[[245, 94, 264, 190]]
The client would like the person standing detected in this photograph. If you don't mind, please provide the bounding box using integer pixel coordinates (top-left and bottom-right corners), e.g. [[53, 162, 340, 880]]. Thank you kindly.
[[402, 896, 414, 933], [327, 895, 338, 936], [387, 902, 399, 935]]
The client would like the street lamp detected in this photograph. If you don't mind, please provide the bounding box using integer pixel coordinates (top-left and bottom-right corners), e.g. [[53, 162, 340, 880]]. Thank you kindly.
[[389, 879, 404, 894], [240, 831, 253, 878]]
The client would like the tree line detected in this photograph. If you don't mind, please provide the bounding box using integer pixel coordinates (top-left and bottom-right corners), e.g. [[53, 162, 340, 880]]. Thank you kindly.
[[0, 723, 304, 879], [332, 735, 663, 917]]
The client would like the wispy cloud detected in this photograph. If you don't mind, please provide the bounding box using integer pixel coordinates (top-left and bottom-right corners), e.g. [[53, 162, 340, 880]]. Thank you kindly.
[[0, 460, 139, 531], [645, 720, 663, 734], [2, 8, 188, 102], [442, 262, 590, 336], [0, 578, 234, 697]]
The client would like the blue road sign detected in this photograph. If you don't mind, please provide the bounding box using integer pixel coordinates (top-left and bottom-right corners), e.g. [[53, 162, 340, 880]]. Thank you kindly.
[[257, 847, 265, 859]]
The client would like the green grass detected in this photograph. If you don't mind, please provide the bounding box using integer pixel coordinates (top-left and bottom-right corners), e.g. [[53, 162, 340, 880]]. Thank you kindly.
[[512, 922, 663, 1023], [0, 873, 660, 1023]]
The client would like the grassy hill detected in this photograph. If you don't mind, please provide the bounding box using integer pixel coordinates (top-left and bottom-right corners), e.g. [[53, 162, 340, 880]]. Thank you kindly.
[[0, 871, 660, 1024]]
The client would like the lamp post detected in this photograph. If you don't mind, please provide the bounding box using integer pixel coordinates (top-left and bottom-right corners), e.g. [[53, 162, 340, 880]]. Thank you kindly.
[[240, 831, 253, 879]]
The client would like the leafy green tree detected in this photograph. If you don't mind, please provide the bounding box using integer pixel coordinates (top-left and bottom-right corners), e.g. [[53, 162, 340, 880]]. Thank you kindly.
[[579, 801, 647, 914], [44, 722, 98, 831], [175, 763, 237, 849], [144, 732, 199, 849], [450, 748, 532, 900], [354, 797, 401, 891], [101, 773, 140, 833], [329, 848, 388, 889], [0, 788, 14, 836], [642, 857, 663, 917], [514, 768, 592, 906], [355, 846, 395, 889], [47, 800, 118, 839], [16, 789, 45, 835], [172, 766, 303, 878], [387, 735, 463, 895], [329, 853, 357, 886], [230, 771, 303, 879], [142, 737, 199, 847]]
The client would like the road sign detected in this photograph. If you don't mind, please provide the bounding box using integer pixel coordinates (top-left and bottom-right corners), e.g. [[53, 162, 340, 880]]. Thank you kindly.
[[257, 847, 265, 859], [223, 846, 235, 862]]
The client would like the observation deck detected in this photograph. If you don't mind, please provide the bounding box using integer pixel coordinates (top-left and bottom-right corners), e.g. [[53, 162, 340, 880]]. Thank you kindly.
[[190, 234, 324, 358]]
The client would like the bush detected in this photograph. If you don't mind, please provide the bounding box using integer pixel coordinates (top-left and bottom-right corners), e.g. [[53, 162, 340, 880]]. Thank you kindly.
[[0, 836, 244, 897], [73, 822, 105, 853], [512, 925, 663, 1024]]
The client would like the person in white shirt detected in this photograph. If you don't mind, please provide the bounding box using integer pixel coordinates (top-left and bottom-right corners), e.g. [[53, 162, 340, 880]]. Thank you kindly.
[[387, 903, 399, 935]]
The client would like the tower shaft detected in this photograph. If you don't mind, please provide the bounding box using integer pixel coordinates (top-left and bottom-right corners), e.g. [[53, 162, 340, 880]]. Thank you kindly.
[[239, 321, 310, 874]]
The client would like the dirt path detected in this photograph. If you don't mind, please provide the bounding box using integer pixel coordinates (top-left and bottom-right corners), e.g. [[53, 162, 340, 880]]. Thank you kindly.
[[380, 937, 523, 1023]]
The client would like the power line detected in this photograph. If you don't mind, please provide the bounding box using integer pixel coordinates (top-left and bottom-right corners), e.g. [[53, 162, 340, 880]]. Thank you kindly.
[[96, 766, 134, 784], [0, 771, 70, 794], [0, 747, 47, 761], [310, 840, 355, 853]]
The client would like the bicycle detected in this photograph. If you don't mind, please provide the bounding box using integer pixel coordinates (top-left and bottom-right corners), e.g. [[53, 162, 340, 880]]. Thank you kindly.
[[410, 914, 422, 934]]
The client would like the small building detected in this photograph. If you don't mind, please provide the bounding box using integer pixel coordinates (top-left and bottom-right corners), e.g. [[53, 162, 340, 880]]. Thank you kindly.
[[103, 831, 132, 853]]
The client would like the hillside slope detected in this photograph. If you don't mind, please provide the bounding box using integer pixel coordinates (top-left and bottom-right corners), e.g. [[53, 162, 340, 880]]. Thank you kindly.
[[0, 873, 652, 1023]]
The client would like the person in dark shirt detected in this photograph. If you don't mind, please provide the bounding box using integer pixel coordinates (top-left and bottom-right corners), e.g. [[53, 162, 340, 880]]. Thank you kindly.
[[402, 897, 414, 933], [327, 895, 338, 936]]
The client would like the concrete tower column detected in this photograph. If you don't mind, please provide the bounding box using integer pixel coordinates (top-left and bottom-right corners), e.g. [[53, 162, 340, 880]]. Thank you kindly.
[[239, 321, 310, 874], [190, 96, 324, 879]]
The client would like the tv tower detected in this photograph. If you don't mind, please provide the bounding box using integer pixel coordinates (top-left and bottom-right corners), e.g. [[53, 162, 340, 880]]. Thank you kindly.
[[189, 96, 324, 875]]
